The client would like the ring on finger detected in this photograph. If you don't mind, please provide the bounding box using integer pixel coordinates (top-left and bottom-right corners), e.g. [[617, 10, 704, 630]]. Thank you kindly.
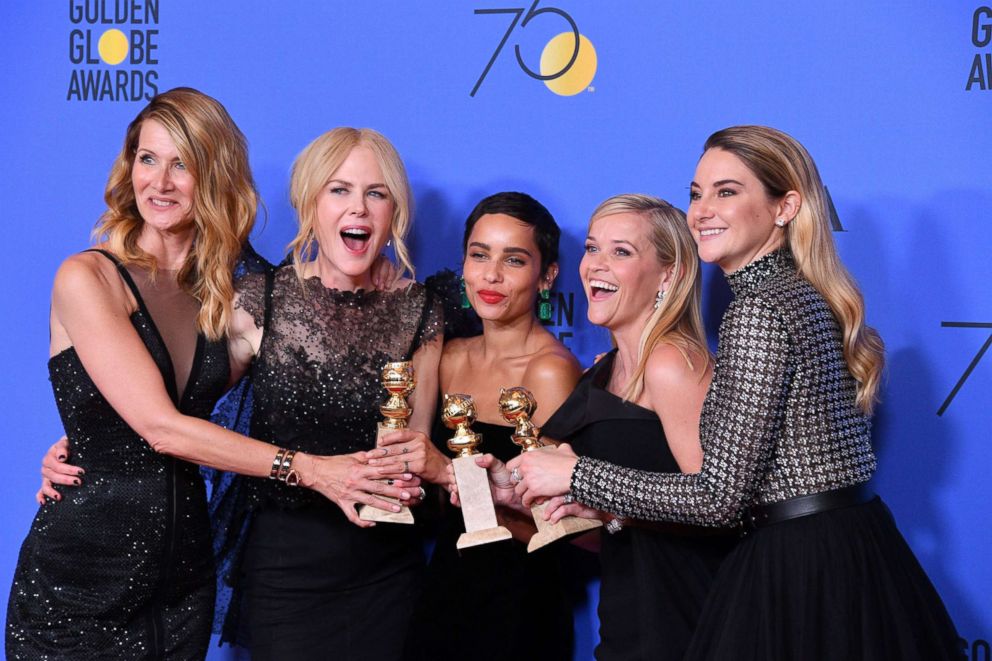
[[510, 467, 522, 484], [386, 479, 395, 486], [418, 486, 426, 499]]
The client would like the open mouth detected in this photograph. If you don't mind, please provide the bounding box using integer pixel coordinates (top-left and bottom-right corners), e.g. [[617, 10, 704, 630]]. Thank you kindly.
[[588, 279, 618, 301], [149, 197, 178, 209], [341, 227, 372, 253], [698, 228, 726, 240]]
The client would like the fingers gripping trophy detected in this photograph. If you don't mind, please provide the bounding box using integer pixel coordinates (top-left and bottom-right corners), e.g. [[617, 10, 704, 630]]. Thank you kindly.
[[499, 387, 602, 552], [360, 361, 416, 524], [442, 393, 512, 549]]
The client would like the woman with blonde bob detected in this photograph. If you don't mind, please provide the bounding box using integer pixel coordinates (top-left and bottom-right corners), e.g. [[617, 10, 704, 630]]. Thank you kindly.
[[211, 126, 446, 659], [490, 194, 733, 659], [8, 91, 415, 658], [511, 127, 961, 659]]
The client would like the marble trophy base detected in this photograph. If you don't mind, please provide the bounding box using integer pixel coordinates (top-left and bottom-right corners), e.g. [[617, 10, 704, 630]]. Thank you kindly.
[[528, 500, 602, 552], [453, 455, 512, 549], [359, 423, 415, 524]]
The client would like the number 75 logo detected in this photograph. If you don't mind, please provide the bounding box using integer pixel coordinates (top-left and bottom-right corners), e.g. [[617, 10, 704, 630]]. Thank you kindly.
[[471, 0, 598, 97]]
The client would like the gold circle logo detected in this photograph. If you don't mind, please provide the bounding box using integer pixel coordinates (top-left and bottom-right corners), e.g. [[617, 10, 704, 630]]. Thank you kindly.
[[98, 29, 128, 65], [541, 33, 597, 96]]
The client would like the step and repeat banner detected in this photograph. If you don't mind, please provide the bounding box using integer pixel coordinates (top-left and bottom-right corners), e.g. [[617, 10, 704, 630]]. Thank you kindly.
[[1, 2, 989, 658]]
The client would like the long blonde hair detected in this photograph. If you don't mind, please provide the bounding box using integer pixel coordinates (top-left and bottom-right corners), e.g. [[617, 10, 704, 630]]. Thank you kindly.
[[590, 195, 711, 402], [704, 125, 884, 413], [287, 128, 414, 282], [94, 86, 258, 341]]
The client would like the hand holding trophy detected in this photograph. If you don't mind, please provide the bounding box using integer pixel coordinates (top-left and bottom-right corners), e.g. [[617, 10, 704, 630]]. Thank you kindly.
[[359, 361, 416, 524], [442, 393, 512, 549], [499, 386, 602, 551]]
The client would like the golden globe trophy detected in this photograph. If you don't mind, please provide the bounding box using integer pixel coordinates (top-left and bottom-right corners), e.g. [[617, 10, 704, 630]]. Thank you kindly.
[[498, 386, 602, 552], [359, 361, 416, 524], [442, 393, 512, 549]]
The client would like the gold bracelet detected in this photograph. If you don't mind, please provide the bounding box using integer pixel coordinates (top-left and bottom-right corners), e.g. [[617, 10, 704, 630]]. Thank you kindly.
[[277, 449, 301, 487], [269, 448, 288, 480]]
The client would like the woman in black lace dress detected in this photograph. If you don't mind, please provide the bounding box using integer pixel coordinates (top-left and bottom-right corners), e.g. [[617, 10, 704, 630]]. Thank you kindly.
[[6, 89, 397, 660], [211, 127, 446, 659], [510, 126, 962, 659]]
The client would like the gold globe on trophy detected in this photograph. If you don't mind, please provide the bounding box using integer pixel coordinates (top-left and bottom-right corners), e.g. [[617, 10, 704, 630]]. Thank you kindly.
[[442, 393, 512, 549], [359, 360, 416, 524], [498, 386, 602, 551]]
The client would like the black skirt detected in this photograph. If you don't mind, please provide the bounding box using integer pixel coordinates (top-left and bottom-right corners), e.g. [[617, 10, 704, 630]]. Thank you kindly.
[[685, 497, 963, 660]]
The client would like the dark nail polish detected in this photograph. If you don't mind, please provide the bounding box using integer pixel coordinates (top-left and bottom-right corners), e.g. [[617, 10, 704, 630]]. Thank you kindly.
[[73, 479, 80, 486]]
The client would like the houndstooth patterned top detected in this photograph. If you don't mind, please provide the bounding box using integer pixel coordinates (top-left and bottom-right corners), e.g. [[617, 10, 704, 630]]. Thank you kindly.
[[570, 249, 877, 527]]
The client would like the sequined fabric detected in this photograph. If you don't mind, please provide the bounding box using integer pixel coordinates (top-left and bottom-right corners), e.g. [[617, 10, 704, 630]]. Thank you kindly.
[[235, 266, 445, 508], [6, 258, 230, 659], [570, 250, 876, 526]]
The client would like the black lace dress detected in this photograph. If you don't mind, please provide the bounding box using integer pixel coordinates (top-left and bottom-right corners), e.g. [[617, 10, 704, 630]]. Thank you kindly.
[[6, 250, 230, 660], [541, 351, 733, 660], [405, 415, 574, 661], [223, 266, 443, 660]]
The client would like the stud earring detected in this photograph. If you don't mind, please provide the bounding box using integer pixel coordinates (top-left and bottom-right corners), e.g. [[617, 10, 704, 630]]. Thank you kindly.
[[775, 218, 786, 228]]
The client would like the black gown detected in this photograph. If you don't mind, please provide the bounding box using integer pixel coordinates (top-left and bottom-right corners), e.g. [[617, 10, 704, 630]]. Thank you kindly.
[[221, 266, 444, 660], [542, 351, 733, 661], [6, 250, 231, 660], [405, 416, 574, 661]]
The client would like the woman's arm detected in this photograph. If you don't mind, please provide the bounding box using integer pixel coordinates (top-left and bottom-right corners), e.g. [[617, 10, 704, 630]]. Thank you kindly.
[[52, 254, 411, 526]]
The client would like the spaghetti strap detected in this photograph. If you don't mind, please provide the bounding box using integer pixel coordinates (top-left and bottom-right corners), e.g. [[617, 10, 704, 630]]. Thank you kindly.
[[83, 248, 153, 320]]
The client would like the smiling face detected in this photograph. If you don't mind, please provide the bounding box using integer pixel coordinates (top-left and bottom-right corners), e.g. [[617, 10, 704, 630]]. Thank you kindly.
[[688, 147, 789, 273], [462, 213, 549, 323], [131, 119, 195, 233], [313, 145, 394, 289], [580, 212, 668, 333]]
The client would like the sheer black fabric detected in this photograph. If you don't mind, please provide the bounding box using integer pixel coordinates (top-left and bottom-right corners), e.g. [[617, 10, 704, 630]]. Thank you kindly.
[[212, 264, 445, 652], [7, 249, 230, 660]]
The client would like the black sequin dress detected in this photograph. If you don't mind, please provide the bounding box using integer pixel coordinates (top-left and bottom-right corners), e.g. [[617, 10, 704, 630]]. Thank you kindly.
[[222, 266, 443, 660], [569, 250, 962, 660], [6, 250, 230, 660], [542, 351, 732, 660], [405, 415, 574, 661]]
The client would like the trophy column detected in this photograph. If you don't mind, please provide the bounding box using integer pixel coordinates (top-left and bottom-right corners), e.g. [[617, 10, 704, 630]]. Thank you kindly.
[[498, 387, 602, 552], [442, 394, 512, 549], [359, 361, 416, 524]]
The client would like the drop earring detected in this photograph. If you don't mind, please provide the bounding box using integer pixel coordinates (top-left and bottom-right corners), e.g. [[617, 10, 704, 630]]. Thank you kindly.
[[538, 288, 553, 322], [653, 290, 665, 311], [460, 277, 471, 309]]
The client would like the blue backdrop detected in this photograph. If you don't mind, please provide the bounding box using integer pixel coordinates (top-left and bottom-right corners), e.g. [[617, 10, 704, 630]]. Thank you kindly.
[[1, 2, 989, 658]]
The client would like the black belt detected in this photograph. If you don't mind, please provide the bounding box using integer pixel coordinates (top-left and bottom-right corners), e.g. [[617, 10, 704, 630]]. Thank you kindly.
[[741, 484, 871, 534]]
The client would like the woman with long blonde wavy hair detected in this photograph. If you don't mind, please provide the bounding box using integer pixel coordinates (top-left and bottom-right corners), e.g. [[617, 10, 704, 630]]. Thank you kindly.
[[496, 194, 734, 659], [511, 126, 961, 660], [8, 90, 413, 659]]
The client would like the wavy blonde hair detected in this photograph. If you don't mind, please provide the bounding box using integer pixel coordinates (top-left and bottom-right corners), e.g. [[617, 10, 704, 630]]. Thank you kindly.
[[94, 86, 258, 341], [589, 194, 711, 402], [288, 128, 414, 282], [704, 125, 884, 413]]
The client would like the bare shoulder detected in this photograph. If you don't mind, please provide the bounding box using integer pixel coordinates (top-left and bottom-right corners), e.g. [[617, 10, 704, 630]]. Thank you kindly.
[[54, 250, 124, 303], [643, 343, 711, 396], [523, 341, 582, 391]]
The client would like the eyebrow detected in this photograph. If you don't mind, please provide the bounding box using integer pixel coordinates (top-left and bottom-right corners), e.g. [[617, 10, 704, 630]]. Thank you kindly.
[[690, 178, 745, 188], [468, 241, 533, 257], [327, 179, 387, 188]]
